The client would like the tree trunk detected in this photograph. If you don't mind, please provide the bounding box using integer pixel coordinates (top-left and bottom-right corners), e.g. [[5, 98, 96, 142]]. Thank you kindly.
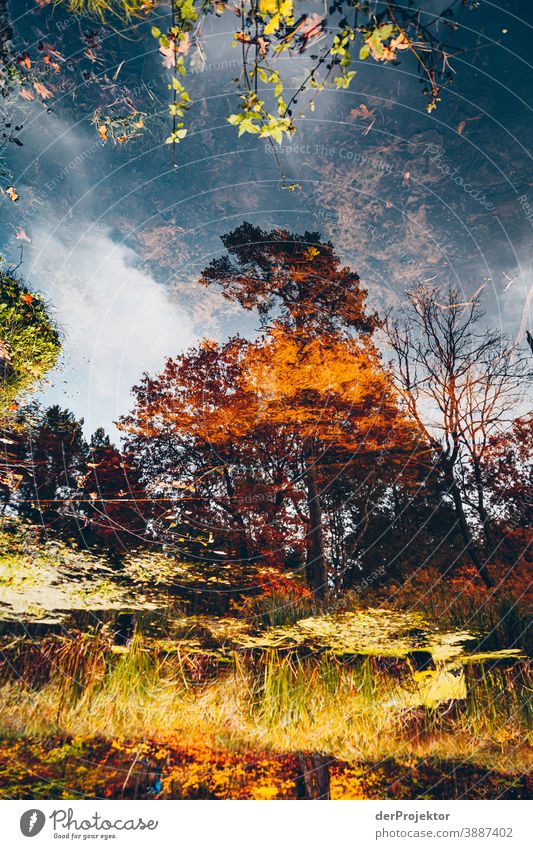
[[444, 465, 494, 588], [222, 466, 250, 562], [236, 524, 250, 562], [472, 459, 499, 557], [303, 436, 328, 599], [296, 753, 331, 799]]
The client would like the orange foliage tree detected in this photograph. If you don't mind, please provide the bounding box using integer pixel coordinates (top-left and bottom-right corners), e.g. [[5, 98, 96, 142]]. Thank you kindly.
[[238, 326, 419, 595], [120, 336, 306, 573], [123, 225, 422, 597]]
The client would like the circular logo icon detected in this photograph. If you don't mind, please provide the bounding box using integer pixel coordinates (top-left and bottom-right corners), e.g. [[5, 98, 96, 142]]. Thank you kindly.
[[20, 810, 46, 837]]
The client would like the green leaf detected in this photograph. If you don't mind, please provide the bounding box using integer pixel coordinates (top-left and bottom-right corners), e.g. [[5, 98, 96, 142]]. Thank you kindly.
[[165, 128, 188, 144], [379, 24, 394, 39]]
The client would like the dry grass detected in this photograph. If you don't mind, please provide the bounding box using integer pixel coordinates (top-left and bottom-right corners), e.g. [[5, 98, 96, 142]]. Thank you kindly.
[[0, 636, 530, 775], [62, 0, 151, 20]]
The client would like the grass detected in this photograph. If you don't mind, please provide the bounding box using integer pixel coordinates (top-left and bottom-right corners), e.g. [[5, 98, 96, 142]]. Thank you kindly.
[[236, 587, 320, 629], [0, 633, 530, 775], [0, 530, 530, 795], [60, 0, 152, 20], [449, 597, 532, 656]]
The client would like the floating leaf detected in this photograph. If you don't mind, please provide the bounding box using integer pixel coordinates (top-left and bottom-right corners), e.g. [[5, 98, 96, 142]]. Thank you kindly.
[[33, 81, 53, 99], [15, 228, 31, 243]]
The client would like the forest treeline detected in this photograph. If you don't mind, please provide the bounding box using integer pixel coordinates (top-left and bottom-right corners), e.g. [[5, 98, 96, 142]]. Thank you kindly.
[[0, 225, 531, 599]]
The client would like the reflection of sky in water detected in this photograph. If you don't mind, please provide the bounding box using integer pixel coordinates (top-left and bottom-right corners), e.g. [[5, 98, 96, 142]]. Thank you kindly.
[[1, 0, 531, 439]]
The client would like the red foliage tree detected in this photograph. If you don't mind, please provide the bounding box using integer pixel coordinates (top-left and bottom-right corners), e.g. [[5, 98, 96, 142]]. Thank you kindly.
[[122, 327, 419, 597]]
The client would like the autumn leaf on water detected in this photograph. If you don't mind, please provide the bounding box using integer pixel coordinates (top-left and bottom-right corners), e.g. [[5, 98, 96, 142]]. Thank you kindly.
[[350, 103, 376, 135], [351, 104, 374, 120], [6, 186, 19, 202], [19, 88, 35, 101], [258, 37, 269, 58], [21, 292, 33, 305], [97, 124, 108, 141], [33, 81, 53, 99], [160, 43, 176, 69], [177, 32, 191, 55], [15, 227, 31, 243], [387, 32, 409, 56], [44, 55, 61, 73], [17, 52, 31, 69], [457, 115, 481, 136]]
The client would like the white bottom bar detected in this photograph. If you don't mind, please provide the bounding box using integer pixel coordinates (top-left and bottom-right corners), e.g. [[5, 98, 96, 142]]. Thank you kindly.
[[1, 799, 530, 848]]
